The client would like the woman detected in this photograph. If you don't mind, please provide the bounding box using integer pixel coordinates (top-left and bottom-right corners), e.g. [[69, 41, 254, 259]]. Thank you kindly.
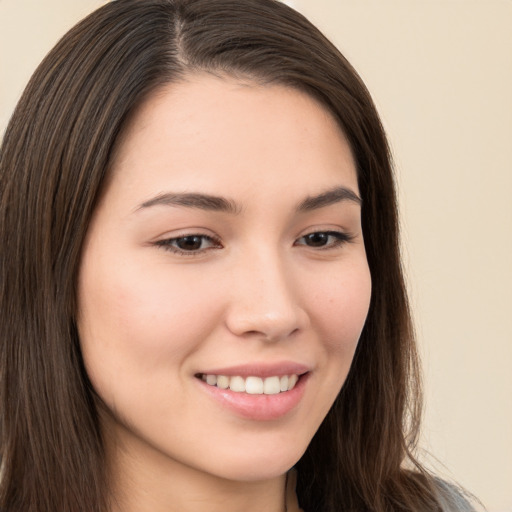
[[0, 0, 477, 511]]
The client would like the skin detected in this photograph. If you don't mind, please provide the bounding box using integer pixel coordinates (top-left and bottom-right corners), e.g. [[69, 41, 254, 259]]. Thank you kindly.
[[77, 74, 372, 512]]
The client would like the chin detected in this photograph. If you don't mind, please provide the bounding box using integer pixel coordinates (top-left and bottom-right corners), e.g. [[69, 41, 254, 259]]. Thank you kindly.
[[202, 437, 309, 482]]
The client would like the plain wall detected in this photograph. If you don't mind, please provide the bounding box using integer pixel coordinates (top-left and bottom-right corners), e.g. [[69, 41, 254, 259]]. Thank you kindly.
[[1, 1, 511, 511]]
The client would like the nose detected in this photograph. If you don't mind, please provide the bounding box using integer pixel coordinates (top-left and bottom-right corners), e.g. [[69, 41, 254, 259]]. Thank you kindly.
[[224, 249, 309, 342]]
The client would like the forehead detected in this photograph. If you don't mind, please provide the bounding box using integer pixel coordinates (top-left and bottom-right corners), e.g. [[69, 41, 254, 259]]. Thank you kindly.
[[107, 73, 358, 206]]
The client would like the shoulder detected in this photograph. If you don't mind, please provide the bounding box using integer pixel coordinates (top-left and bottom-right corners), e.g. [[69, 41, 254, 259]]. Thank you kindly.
[[434, 478, 479, 512]]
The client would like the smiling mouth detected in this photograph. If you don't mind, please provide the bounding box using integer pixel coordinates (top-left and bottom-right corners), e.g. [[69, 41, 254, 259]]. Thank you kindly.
[[196, 373, 302, 395]]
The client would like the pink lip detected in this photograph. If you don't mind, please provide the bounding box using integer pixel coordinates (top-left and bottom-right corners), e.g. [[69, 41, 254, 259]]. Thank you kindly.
[[197, 361, 310, 379], [196, 370, 310, 421]]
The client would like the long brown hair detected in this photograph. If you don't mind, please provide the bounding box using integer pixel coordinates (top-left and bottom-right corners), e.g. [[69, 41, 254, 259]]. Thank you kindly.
[[0, 1, 448, 510]]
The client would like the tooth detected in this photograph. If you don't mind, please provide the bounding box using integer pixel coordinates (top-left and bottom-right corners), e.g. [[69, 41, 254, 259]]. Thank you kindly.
[[206, 374, 217, 386], [263, 376, 281, 395], [245, 376, 264, 394], [205, 373, 300, 393], [217, 375, 229, 389], [287, 374, 298, 391], [229, 376, 245, 392]]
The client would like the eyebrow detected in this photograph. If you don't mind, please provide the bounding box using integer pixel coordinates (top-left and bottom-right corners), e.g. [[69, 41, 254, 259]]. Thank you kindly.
[[136, 192, 241, 215], [135, 186, 361, 215], [297, 186, 361, 212]]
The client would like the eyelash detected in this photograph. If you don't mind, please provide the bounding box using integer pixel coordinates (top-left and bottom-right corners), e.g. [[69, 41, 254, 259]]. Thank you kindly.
[[154, 234, 222, 256], [154, 230, 354, 256], [294, 230, 355, 249]]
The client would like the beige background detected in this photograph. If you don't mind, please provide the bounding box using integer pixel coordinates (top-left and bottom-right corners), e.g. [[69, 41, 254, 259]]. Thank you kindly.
[[1, 1, 511, 511]]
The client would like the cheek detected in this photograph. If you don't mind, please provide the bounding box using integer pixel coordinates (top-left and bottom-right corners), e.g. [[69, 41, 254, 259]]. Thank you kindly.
[[310, 258, 371, 362], [77, 258, 221, 395]]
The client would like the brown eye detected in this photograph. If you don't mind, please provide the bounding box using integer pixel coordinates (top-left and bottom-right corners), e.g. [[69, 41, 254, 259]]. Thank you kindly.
[[175, 236, 204, 251], [155, 234, 222, 255], [303, 232, 329, 247], [295, 231, 353, 249]]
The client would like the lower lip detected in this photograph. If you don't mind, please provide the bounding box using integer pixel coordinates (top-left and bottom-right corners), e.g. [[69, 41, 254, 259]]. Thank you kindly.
[[197, 374, 309, 421]]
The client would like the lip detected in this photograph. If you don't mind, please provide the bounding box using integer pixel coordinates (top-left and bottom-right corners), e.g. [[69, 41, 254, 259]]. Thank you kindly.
[[196, 365, 310, 421], [197, 361, 310, 379]]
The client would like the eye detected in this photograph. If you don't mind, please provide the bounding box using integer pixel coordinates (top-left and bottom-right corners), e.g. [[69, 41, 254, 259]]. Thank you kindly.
[[295, 230, 353, 249], [154, 234, 222, 255]]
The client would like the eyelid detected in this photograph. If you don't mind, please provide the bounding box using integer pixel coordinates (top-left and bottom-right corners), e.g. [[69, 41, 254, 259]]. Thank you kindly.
[[294, 229, 355, 249], [151, 227, 355, 257], [153, 232, 223, 256]]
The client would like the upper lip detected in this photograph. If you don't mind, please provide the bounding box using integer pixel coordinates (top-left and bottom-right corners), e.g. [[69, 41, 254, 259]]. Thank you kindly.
[[197, 362, 310, 379]]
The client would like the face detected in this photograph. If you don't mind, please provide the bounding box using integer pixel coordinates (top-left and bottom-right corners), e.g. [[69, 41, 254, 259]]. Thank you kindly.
[[77, 75, 371, 485]]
